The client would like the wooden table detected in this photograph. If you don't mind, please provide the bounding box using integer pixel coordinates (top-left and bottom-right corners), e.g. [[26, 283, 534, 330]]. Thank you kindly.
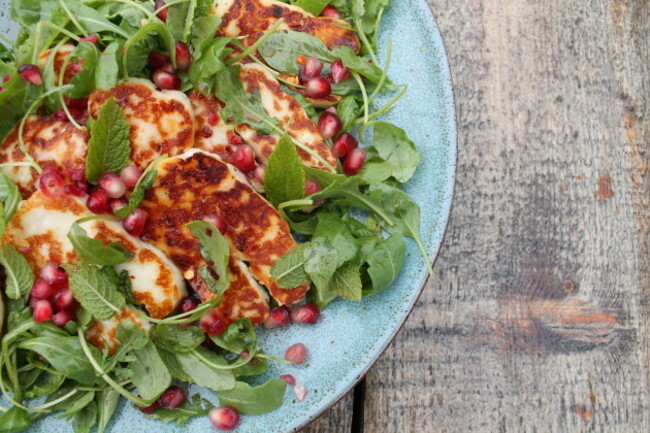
[[303, 0, 649, 431]]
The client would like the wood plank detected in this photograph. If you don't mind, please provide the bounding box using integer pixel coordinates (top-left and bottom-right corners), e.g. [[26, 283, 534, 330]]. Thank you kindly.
[[360, 0, 650, 432], [300, 392, 355, 433]]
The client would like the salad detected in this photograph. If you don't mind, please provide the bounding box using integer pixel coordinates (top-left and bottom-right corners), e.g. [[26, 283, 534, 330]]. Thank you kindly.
[[0, 0, 429, 431]]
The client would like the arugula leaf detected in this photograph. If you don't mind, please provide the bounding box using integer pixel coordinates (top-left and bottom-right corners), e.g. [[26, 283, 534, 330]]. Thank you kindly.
[[24, 371, 65, 399], [95, 41, 122, 90], [96, 390, 120, 433], [67, 219, 132, 265], [85, 97, 131, 184], [67, 0, 131, 38], [233, 355, 268, 377], [328, 260, 362, 301], [63, 263, 126, 320], [0, 407, 32, 433], [363, 234, 406, 296], [358, 122, 419, 184], [59, 391, 96, 417], [217, 379, 287, 415], [304, 237, 339, 292], [211, 318, 256, 355], [128, 341, 171, 402], [264, 134, 306, 207], [270, 242, 311, 289], [336, 96, 360, 133], [166, 0, 192, 41], [0, 173, 22, 223], [0, 287, 4, 339], [314, 213, 358, 266], [123, 19, 177, 77], [188, 37, 232, 94], [0, 245, 35, 299], [294, 0, 331, 15], [144, 393, 213, 426], [153, 323, 205, 353], [114, 155, 162, 218], [71, 401, 97, 433], [186, 220, 230, 295], [66, 42, 99, 98], [17, 336, 99, 385], [171, 348, 235, 391]]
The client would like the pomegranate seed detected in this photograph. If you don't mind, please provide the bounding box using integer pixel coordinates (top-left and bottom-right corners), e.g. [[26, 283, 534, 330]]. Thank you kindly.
[[123, 208, 148, 237], [65, 97, 89, 110], [304, 179, 321, 196], [264, 306, 291, 329], [137, 400, 158, 414], [79, 33, 99, 44], [296, 55, 306, 65], [291, 304, 320, 324], [54, 109, 67, 122], [294, 385, 308, 401], [333, 133, 358, 158], [53, 288, 78, 312], [2, 75, 9, 83], [65, 168, 86, 182], [325, 106, 337, 114], [68, 60, 83, 76], [207, 111, 219, 127], [175, 41, 192, 72], [199, 309, 229, 336], [253, 165, 265, 185], [279, 374, 296, 386], [52, 310, 76, 327], [86, 190, 110, 214], [231, 145, 256, 174], [321, 5, 342, 19], [157, 386, 185, 409], [98, 172, 126, 198], [152, 69, 181, 90], [148, 51, 170, 69], [154, 0, 168, 22], [68, 107, 89, 125], [31, 280, 56, 300], [317, 111, 342, 138], [330, 60, 350, 83], [65, 181, 88, 197], [342, 148, 366, 175], [202, 213, 228, 234], [304, 77, 331, 99], [18, 64, 43, 85], [209, 406, 240, 431], [109, 198, 127, 213], [39, 169, 65, 198], [178, 296, 198, 313], [40, 262, 68, 288], [239, 350, 250, 359], [300, 57, 323, 83], [285, 343, 308, 365], [32, 300, 53, 322], [228, 134, 243, 145], [119, 165, 142, 189]]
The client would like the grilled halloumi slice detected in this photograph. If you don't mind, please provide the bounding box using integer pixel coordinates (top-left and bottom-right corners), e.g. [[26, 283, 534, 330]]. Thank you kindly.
[[88, 79, 195, 170], [140, 149, 309, 307], [38, 44, 76, 85], [85, 306, 151, 353], [2, 191, 186, 318], [190, 91, 238, 158], [0, 115, 89, 197], [214, 0, 360, 52]]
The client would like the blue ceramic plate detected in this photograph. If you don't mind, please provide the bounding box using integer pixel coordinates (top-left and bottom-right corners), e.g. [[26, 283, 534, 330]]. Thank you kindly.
[[0, 0, 456, 431]]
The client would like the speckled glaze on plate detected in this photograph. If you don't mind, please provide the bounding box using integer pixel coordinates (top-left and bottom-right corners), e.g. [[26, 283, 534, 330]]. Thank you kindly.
[[0, 0, 456, 431]]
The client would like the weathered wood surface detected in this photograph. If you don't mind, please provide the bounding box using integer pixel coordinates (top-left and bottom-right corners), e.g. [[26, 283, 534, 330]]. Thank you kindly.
[[303, 0, 649, 431]]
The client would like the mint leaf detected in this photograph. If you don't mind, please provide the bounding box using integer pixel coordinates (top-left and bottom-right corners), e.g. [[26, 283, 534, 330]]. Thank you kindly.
[[186, 220, 230, 295], [85, 97, 131, 184], [0, 245, 35, 299], [0, 173, 21, 223], [63, 263, 126, 320], [67, 219, 132, 266], [217, 379, 287, 415], [211, 318, 256, 355], [328, 260, 362, 301], [314, 213, 358, 266], [264, 134, 306, 207], [270, 242, 311, 289], [114, 155, 163, 218], [153, 323, 205, 353], [364, 234, 406, 296], [304, 237, 339, 292]]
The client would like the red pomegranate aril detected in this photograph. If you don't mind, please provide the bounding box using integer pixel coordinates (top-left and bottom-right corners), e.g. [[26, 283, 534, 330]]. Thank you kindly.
[[231, 145, 256, 174], [264, 306, 291, 329], [69, 108, 89, 125], [285, 343, 308, 365], [119, 165, 142, 189], [325, 106, 337, 114], [178, 296, 198, 313], [98, 172, 126, 198], [109, 198, 127, 213], [291, 304, 320, 325], [253, 165, 265, 185], [3, 75, 9, 83], [199, 309, 229, 336], [40, 262, 68, 287], [152, 69, 181, 90], [54, 288, 78, 313], [86, 190, 110, 214], [207, 111, 219, 127], [18, 64, 43, 85], [175, 41, 192, 72], [239, 349, 250, 359], [154, 0, 168, 22], [157, 386, 185, 409], [80, 33, 99, 44], [333, 132, 358, 158], [294, 385, 308, 401], [342, 147, 366, 175], [317, 111, 342, 138], [137, 400, 158, 414], [300, 57, 323, 83], [202, 213, 228, 234], [321, 5, 342, 19], [123, 208, 148, 237], [148, 51, 170, 69], [304, 76, 331, 99], [65, 168, 86, 182], [65, 181, 88, 197], [228, 134, 243, 145], [279, 374, 296, 386], [39, 169, 65, 198], [330, 59, 350, 83], [31, 279, 56, 300], [209, 406, 240, 431], [33, 300, 53, 322], [304, 179, 321, 196], [54, 108, 67, 122], [65, 97, 89, 110], [52, 310, 76, 328]]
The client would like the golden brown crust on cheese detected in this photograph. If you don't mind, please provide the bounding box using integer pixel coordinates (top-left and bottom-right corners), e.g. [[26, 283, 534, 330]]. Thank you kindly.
[[38, 44, 77, 85], [189, 91, 238, 160], [86, 307, 149, 354]]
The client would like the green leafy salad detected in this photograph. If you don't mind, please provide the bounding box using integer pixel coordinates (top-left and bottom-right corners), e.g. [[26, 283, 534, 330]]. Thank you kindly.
[[0, 0, 429, 431]]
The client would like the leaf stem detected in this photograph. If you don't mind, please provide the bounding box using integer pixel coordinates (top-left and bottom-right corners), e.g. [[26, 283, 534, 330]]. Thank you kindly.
[[183, 0, 198, 42], [30, 389, 78, 411], [0, 33, 12, 47], [278, 198, 313, 211], [95, 0, 154, 19], [264, 120, 336, 172], [354, 84, 407, 125], [58, 0, 90, 38], [256, 353, 291, 364], [353, 17, 378, 65], [367, 38, 391, 105], [57, 50, 86, 131], [352, 72, 369, 125], [41, 21, 82, 43], [190, 348, 256, 370], [227, 18, 285, 65]]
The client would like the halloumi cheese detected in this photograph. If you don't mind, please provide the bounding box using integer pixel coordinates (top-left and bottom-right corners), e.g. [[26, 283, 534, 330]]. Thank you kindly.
[[2, 191, 186, 318], [214, 0, 360, 52], [85, 306, 151, 353], [140, 149, 309, 307], [88, 79, 195, 170], [38, 44, 76, 85], [0, 115, 89, 197]]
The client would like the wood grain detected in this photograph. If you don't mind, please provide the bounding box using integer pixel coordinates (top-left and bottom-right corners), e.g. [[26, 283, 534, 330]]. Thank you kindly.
[[304, 0, 649, 431]]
